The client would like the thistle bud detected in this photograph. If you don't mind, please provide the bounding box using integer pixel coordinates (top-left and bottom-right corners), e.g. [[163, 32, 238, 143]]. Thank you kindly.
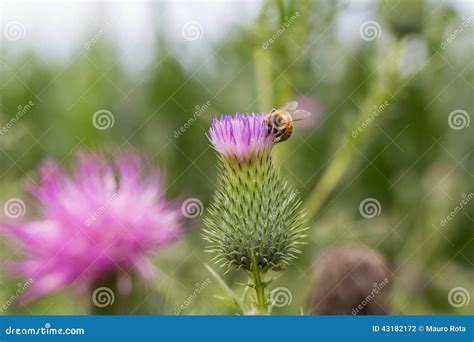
[[203, 114, 307, 272]]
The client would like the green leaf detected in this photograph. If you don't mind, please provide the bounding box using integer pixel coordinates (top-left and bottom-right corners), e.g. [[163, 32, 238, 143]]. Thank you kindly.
[[205, 264, 245, 313]]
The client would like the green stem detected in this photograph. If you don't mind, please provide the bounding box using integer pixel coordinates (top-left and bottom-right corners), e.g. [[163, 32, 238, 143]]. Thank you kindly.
[[250, 253, 269, 315]]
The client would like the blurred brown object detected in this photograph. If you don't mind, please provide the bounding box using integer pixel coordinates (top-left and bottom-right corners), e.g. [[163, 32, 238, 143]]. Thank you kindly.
[[309, 245, 392, 315]]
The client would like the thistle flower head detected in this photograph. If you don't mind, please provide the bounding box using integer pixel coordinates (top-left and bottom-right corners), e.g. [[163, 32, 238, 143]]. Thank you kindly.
[[204, 113, 307, 272], [4, 152, 183, 302], [208, 113, 273, 162]]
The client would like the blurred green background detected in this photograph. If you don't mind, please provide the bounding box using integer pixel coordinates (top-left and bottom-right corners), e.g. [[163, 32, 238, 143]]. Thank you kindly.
[[0, 0, 472, 315]]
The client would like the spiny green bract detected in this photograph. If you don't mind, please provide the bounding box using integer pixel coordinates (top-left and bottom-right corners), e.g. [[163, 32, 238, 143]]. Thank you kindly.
[[203, 154, 307, 272]]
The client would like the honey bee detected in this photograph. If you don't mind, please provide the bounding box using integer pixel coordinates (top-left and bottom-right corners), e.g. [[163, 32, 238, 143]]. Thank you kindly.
[[266, 101, 311, 143]]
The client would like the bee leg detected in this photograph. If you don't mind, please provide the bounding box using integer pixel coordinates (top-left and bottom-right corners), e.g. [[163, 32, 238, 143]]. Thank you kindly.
[[267, 123, 274, 135], [274, 129, 285, 139], [273, 132, 283, 143]]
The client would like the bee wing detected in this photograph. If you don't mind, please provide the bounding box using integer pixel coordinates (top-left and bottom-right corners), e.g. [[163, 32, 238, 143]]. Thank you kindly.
[[279, 101, 298, 112], [291, 110, 311, 121]]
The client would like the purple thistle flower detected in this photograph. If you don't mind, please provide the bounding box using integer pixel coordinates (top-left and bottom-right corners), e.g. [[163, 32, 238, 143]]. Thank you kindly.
[[204, 111, 307, 314], [204, 112, 307, 273], [208, 113, 273, 161], [4, 152, 183, 303]]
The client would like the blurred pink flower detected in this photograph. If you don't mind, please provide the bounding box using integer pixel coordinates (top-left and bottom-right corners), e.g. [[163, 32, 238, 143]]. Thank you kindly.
[[4, 152, 183, 303], [295, 97, 323, 129]]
